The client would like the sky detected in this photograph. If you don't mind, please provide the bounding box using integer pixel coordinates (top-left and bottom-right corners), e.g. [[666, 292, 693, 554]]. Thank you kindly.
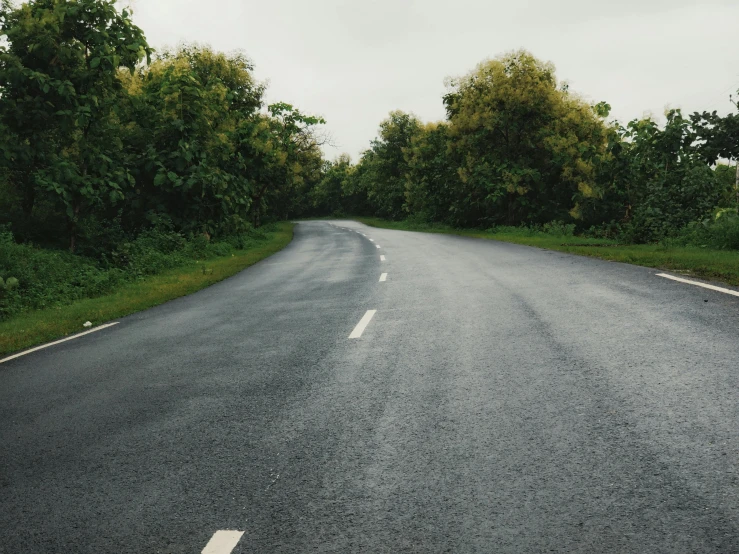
[[127, 0, 739, 160]]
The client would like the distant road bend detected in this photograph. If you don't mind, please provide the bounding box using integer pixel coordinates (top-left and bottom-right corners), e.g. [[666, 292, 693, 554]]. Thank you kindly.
[[1, 220, 738, 553]]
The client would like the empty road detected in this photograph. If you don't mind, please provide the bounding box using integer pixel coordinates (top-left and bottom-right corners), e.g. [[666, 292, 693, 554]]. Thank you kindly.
[[1, 220, 738, 553]]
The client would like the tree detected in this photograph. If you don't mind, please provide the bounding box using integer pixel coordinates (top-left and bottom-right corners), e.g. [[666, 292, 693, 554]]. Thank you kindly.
[[357, 110, 421, 220], [312, 154, 352, 215], [247, 102, 325, 225], [405, 122, 461, 224], [443, 50, 609, 226], [611, 111, 725, 242], [128, 46, 263, 235], [0, 0, 151, 250]]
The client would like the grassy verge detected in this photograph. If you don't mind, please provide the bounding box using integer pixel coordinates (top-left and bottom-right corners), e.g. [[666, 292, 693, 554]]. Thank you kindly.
[[354, 217, 739, 287], [0, 222, 294, 357]]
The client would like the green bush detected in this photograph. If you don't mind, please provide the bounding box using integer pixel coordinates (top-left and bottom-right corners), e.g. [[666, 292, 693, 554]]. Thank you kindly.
[[675, 211, 739, 250], [0, 228, 126, 317], [542, 221, 576, 237], [487, 221, 576, 238], [0, 224, 273, 320]]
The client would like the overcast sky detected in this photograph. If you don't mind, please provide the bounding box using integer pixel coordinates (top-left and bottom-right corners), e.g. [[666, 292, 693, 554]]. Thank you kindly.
[[128, 0, 739, 160]]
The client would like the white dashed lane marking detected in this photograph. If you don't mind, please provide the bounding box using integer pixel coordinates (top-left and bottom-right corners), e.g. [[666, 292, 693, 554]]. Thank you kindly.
[[202, 531, 245, 554], [349, 310, 377, 339], [380, 273, 388, 282], [381, 255, 386, 261]]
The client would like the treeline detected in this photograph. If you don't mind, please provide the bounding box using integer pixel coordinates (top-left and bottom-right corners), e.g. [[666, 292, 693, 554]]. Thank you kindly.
[[2, 0, 739, 310], [0, 0, 326, 257], [0, 0, 332, 319], [314, 51, 739, 245]]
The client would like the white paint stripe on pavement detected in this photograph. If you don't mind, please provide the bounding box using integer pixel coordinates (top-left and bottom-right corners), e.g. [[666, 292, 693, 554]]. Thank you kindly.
[[656, 273, 739, 298], [369, 239, 374, 242], [380, 273, 388, 282], [202, 531, 244, 554], [376, 245, 381, 249], [0, 322, 120, 364], [380, 255, 386, 261], [349, 310, 377, 339]]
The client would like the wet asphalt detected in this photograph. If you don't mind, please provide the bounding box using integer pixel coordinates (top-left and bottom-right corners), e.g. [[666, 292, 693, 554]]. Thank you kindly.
[[1, 220, 738, 553]]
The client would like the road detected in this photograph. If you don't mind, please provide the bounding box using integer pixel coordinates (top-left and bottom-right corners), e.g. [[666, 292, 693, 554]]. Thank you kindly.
[[1, 220, 738, 553]]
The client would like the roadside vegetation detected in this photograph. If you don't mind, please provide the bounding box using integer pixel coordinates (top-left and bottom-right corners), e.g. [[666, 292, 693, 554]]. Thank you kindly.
[[0, 0, 319, 351], [313, 51, 739, 285], [356, 217, 739, 287], [314, 53, 739, 247], [0, 222, 293, 356], [1, 1, 738, 354]]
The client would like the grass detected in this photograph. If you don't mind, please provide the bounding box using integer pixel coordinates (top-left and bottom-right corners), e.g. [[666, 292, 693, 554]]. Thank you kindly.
[[0, 222, 294, 357], [354, 217, 739, 287]]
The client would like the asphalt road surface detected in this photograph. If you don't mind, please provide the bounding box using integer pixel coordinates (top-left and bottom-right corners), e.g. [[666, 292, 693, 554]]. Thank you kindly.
[[1, 220, 738, 553]]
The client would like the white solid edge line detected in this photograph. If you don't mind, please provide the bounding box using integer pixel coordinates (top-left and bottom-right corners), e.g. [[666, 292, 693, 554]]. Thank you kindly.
[[380, 255, 386, 261], [380, 273, 388, 282], [656, 273, 739, 298], [202, 530, 245, 554], [0, 322, 120, 364], [349, 310, 377, 339]]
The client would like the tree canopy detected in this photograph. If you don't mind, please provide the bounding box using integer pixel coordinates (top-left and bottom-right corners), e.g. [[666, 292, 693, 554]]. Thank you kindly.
[[1, 4, 738, 257]]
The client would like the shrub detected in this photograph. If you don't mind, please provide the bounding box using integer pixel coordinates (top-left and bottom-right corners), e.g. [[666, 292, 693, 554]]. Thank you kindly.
[[0, 223, 273, 320], [542, 221, 576, 237], [673, 210, 739, 250]]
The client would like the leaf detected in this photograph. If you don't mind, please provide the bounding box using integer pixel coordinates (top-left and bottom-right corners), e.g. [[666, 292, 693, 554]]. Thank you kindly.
[[90, 57, 101, 68], [153, 173, 166, 187]]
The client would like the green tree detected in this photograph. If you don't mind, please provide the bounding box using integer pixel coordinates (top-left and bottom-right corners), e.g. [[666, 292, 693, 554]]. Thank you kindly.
[[404, 122, 461, 224], [443, 50, 609, 226], [312, 154, 352, 215], [128, 46, 263, 236], [715, 163, 738, 207], [248, 102, 325, 225], [0, 0, 151, 250], [359, 111, 421, 220], [609, 111, 725, 242]]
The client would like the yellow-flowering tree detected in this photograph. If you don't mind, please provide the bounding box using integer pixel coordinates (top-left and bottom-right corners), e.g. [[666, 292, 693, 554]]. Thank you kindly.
[[443, 50, 610, 226]]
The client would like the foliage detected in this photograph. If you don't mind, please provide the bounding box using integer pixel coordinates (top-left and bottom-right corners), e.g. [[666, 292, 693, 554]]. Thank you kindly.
[[0, 1, 326, 251], [612, 111, 727, 243], [405, 122, 461, 224], [0, 222, 294, 356], [312, 154, 352, 215], [324, 50, 738, 248], [360, 111, 421, 220], [125, 46, 264, 236], [0, 223, 276, 319], [0, 0, 152, 250], [674, 210, 739, 250], [442, 51, 610, 227]]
